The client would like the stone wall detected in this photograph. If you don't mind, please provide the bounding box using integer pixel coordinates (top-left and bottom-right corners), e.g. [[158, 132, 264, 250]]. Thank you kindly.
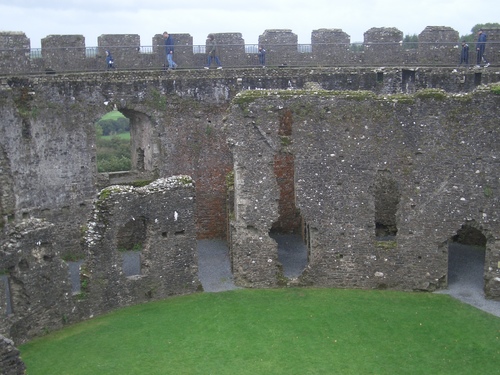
[[226, 89, 500, 292], [1, 27, 499, 74], [0, 335, 25, 375], [1, 68, 500, 344], [0, 177, 199, 344]]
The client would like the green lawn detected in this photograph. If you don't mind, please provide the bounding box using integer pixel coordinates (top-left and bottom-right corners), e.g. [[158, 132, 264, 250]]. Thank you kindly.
[[20, 288, 500, 374], [100, 110, 126, 121], [100, 132, 130, 141]]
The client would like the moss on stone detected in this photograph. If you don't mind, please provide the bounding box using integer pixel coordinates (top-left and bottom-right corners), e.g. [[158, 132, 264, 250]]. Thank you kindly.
[[98, 187, 122, 201], [375, 240, 398, 250], [177, 175, 193, 185], [490, 84, 500, 95], [147, 88, 168, 111], [226, 170, 234, 189], [130, 180, 154, 188], [414, 88, 447, 101]]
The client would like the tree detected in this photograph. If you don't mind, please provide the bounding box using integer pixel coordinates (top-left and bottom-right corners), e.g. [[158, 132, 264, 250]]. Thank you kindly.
[[402, 34, 418, 49], [461, 23, 500, 42]]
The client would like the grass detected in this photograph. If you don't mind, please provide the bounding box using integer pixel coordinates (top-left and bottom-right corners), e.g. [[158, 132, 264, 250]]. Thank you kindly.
[[100, 110, 126, 121], [100, 132, 130, 141], [20, 288, 500, 374]]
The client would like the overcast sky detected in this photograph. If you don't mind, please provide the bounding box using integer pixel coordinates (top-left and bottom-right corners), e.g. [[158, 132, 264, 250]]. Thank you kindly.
[[0, 0, 497, 48]]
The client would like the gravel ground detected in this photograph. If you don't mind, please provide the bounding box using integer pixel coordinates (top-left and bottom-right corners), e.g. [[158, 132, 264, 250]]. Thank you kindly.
[[197, 239, 239, 292], [435, 242, 500, 317], [197, 239, 500, 317]]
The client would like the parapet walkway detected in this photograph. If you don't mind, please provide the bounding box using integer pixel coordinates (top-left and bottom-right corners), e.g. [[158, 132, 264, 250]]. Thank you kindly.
[[197, 239, 500, 318]]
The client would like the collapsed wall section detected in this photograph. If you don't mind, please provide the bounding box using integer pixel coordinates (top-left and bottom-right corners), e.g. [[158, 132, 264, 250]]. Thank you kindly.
[[83, 176, 200, 314], [0, 176, 199, 344], [226, 88, 500, 295]]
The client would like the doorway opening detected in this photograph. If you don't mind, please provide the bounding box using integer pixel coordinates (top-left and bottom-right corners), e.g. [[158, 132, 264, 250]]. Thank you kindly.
[[448, 223, 486, 293], [269, 109, 308, 278]]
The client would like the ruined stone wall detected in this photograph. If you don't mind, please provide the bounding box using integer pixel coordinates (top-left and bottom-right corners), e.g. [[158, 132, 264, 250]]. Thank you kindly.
[[0, 67, 499, 251], [0, 335, 25, 375], [0, 177, 199, 344], [226, 88, 500, 294], [2, 27, 499, 74], [1, 68, 500, 344]]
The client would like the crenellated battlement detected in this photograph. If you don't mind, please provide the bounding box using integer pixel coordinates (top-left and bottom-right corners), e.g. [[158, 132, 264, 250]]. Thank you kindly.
[[1, 27, 499, 74]]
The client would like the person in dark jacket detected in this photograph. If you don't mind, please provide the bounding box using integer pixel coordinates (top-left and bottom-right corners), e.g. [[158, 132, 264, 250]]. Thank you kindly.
[[105, 50, 115, 69], [258, 46, 266, 67], [475, 29, 490, 68], [459, 41, 469, 67], [163, 31, 178, 70], [204, 34, 222, 69]]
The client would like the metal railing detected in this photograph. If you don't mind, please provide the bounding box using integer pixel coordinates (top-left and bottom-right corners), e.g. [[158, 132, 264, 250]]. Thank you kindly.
[[0, 42, 497, 75]]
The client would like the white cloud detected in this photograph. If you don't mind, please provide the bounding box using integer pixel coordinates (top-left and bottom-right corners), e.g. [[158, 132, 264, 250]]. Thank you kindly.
[[0, 0, 497, 48]]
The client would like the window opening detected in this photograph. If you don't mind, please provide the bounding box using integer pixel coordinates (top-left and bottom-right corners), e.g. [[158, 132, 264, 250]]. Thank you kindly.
[[117, 216, 146, 277], [375, 170, 400, 240], [95, 109, 131, 173], [122, 251, 141, 277], [67, 260, 84, 294], [1, 275, 13, 315], [402, 69, 416, 94], [474, 72, 482, 86]]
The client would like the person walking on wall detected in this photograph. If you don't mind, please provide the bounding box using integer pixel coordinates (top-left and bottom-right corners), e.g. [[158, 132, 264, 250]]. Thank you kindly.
[[204, 34, 222, 69], [163, 31, 178, 70], [105, 50, 115, 69], [459, 40, 469, 67], [258, 46, 266, 67], [475, 29, 490, 68]]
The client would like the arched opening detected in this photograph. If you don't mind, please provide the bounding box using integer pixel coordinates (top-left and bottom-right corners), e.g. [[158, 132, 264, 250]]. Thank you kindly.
[[448, 223, 486, 293], [269, 109, 308, 279], [121, 109, 156, 173], [95, 109, 131, 173], [117, 216, 147, 277]]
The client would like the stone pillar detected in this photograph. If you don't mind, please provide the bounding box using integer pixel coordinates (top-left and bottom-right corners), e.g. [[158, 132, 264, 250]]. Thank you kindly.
[[418, 26, 459, 66], [311, 28, 350, 66], [41, 35, 86, 72], [364, 27, 403, 66], [0, 32, 31, 75], [259, 29, 298, 67], [98, 34, 141, 70], [205, 32, 245, 68], [152, 33, 194, 69]]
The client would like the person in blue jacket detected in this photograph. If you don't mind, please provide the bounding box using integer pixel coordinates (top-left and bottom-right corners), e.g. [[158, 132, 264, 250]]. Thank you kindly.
[[258, 46, 266, 67], [475, 29, 490, 68], [163, 31, 178, 70], [459, 41, 469, 67], [105, 50, 115, 69]]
